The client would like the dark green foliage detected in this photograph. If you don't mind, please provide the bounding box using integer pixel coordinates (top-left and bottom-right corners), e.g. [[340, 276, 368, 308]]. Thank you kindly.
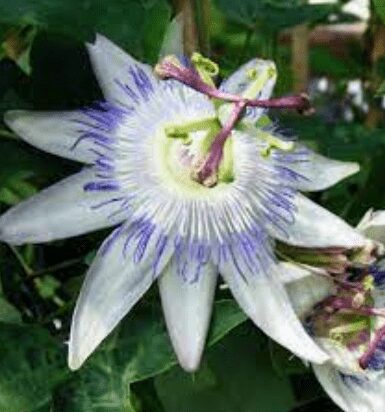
[[374, 0, 385, 23], [0, 0, 171, 63], [155, 326, 297, 412], [0, 1, 383, 411], [215, 0, 352, 31]]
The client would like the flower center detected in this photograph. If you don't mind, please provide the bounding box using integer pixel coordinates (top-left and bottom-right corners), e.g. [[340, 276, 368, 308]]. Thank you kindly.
[[155, 54, 312, 187], [158, 116, 235, 192]]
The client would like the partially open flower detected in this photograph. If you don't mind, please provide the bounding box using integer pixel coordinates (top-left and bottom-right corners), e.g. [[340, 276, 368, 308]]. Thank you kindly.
[[281, 210, 385, 412], [0, 31, 364, 372]]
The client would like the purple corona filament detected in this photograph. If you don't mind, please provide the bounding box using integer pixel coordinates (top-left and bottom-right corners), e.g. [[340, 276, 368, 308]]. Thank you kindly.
[[72, 54, 321, 284], [359, 323, 385, 369], [155, 57, 313, 186]]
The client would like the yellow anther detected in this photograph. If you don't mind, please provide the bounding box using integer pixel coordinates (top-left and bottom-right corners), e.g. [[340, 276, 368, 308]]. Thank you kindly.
[[257, 130, 294, 154], [242, 63, 277, 100], [191, 52, 219, 87], [267, 66, 276, 78], [246, 68, 258, 80], [363, 275, 375, 291], [329, 332, 344, 344]]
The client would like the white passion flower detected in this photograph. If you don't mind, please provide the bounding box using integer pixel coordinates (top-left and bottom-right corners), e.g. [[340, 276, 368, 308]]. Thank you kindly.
[[0, 34, 365, 372], [281, 210, 385, 412]]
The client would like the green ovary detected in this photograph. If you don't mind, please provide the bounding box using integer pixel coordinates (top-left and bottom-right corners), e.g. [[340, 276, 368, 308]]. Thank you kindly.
[[161, 117, 235, 190]]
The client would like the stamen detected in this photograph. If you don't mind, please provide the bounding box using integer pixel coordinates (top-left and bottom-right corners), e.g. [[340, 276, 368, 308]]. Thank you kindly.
[[155, 56, 314, 113], [164, 117, 218, 139], [190, 52, 219, 87], [323, 296, 385, 318], [329, 320, 369, 341], [155, 56, 217, 98], [155, 55, 314, 186]]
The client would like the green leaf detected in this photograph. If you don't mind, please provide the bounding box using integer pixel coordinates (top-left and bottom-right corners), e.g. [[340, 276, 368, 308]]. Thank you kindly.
[[142, 2, 173, 63], [155, 326, 297, 412], [376, 80, 385, 96], [1, 25, 37, 74], [0, 282, 21, 324], [0, 324, 67, 412], [374, 0, 385, 23], [0, 176, 37, 205], [0, 140, 68, 205], [56, 353, 139, 412], [55, 299, 247, 411], [215, 0, 338, 31], [310, 46, 361, 79], [0, 0, 171, 63], [208, 299, 248, 345], [113, 299, 247, 383], [35, 275, 61, 299]]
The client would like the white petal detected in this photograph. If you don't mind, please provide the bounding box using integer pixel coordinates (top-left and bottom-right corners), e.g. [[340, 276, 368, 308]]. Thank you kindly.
[[277, 261, 315, 283], [313, 363, 352, 412], [219, 58, 277, 125], [158, 258, 217, 372], [87, 34, 158, 107], [290, 144, 360, 192], [68, 226, 173, 370], [268, 193, 366, 248], [0, 168, 125, 245], [357, 209, 385, 245], [313, 363, 385, 412], [219, 260, 329, 364], [315, 338, 364, 374], [220, 58, 276, 100], [158, 14, 183, 59], [4, 110, 95, 163], [284, 274, 333, 318]]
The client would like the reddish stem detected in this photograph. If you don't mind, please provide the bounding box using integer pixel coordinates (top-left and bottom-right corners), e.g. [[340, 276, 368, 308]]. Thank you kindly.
[[156, 59, 312, 113]]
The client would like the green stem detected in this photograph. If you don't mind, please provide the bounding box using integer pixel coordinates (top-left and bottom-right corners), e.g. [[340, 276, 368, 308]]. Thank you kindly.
[[14, 254, 84, 284], [28, 257, 84, 279], [9, 245, 33, 276]]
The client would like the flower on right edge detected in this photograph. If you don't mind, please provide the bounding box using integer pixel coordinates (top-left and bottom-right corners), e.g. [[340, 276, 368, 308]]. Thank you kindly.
[[280, 210, 385, 411]]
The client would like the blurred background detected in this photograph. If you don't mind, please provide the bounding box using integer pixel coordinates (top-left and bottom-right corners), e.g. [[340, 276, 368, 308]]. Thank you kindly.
[[0, 0, 384, 411]]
